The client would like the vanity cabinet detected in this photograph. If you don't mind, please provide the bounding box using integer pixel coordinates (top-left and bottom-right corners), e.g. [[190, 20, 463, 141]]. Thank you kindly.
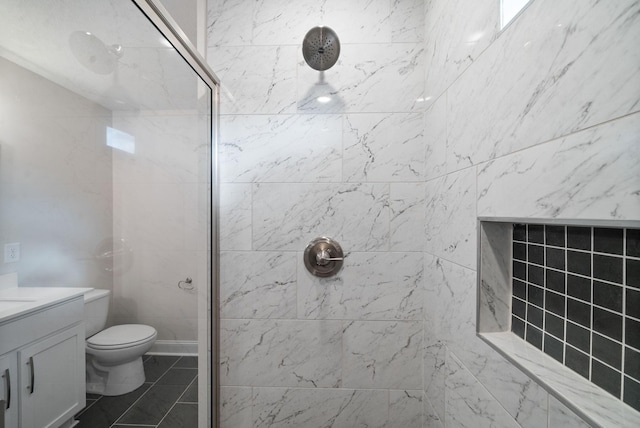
[[0, 295, 85, 428], [0, 353, 18, 427]]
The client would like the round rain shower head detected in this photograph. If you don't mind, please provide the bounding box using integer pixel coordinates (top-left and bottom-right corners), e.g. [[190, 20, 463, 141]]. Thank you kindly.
[[69, 31, 123, 75], [302, 26, 340, 71]]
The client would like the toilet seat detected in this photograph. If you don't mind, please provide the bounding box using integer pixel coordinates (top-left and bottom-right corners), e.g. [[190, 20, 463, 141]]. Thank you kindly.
[[87, 324, 156, 350]]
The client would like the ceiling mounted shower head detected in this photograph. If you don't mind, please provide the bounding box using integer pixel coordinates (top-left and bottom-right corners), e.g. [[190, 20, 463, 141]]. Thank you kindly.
[[69, 31, 123, 75], [302, 26, 340, 71]]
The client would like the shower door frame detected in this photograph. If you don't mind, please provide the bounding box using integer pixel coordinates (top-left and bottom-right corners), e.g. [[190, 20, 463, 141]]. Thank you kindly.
[[130, 1, 220, 427]]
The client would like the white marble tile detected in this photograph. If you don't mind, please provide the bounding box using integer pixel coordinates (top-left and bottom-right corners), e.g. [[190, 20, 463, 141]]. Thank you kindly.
[[424, 95, 447, 180], [220, 386, 253, 428], [252, 0, 324, 45], [445, 353, 521, 428], [219, 184, 252, 251], [424, 167, 477, 270], [298, 252, 423, 320], [478, 113, 640, 220], [423, 392, 445, 428], [343, 320, 422, 389], [210, 45, 297, 115], [483, 332, 640, 428], [343, 113, 424, 182], [322, 0, 392, 44], [446, 0, 640, 171], [219, 114, 342, 183], [423, 338, 446, 423], [252, 387, 388, 428], [423, 0, 499, 105], [252, 183, 389, 252], [548, 395, 592, 428], [207, 0, 254, 47], [390, 183, 426, 251], [389, 390, 423, 428], [297, 43, 425, 113], [390, 0, 425, 43], [220, 319, 342, 388], [220, 251, 296, 319]]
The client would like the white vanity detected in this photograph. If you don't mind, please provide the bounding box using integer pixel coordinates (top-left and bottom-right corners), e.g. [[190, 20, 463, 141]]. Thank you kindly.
[[0, 281, 89, 428]]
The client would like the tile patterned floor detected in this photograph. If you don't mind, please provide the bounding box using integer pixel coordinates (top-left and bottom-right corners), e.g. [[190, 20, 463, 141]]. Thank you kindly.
[[75, 355, 198, 428]]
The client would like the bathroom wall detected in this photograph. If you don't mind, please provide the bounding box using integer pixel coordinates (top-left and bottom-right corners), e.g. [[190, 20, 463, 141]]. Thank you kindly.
[[0, 57, 114, 291], [423, 0, 640, 427], [208, 0, 427, 425], [109, 109, 205, 343]]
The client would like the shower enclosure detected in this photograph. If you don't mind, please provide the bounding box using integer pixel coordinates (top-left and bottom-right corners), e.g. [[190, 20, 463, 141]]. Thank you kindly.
[[0, 0, 217, 426]]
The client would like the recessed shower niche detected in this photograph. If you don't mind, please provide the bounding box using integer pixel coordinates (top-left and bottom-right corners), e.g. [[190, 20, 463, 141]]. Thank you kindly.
[[477, 218, 640, 428]]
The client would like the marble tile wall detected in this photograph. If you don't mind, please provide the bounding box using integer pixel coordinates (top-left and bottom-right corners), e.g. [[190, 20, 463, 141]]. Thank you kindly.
[[208, 0, 426, 425], [422, 0, 640, 427], [208, 0, 639, 425]]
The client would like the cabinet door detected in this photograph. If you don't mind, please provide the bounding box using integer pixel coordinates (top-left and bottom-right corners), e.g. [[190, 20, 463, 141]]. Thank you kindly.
[[0, 353, 18, 428], [19, 325, 85, 428]]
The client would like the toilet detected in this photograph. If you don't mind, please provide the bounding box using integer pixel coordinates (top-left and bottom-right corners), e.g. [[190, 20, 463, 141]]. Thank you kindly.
[[83, 289, 157, 396]]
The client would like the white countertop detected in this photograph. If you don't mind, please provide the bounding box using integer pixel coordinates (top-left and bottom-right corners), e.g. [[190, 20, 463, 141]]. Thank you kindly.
[[0, 286, 92, 325]]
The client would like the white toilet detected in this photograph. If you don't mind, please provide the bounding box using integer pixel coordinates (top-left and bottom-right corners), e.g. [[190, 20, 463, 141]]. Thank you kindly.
[[84, 289, 157, 396]]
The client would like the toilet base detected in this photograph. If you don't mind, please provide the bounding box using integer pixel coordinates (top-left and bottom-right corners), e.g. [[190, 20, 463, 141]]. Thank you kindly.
[[86, 355, 146, 396]]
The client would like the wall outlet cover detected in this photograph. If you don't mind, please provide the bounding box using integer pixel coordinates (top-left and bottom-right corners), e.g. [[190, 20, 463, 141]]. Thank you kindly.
[[4, 242, 20, 263]]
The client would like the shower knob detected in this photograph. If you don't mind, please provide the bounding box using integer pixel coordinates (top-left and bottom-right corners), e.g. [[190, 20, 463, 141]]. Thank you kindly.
[[304, 237, 344, 277]]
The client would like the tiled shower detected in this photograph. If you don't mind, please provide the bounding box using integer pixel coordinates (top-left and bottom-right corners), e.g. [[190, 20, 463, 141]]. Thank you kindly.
[[206, 0, 640, 426]]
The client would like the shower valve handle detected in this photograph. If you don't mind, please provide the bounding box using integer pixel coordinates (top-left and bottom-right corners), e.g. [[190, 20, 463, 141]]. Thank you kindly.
[[315, 249, 344, 266]]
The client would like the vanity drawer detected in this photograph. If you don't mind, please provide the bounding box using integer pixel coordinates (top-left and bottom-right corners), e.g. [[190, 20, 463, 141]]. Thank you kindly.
[[0, 297, 83, 355]]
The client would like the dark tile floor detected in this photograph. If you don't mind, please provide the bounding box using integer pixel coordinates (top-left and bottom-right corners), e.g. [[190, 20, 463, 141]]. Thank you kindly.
[[75, 355, 198, 428]]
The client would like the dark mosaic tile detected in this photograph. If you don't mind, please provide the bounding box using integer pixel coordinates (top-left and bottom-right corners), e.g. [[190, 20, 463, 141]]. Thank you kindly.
[[594, 227, 624, 255], [544, 334, 564, 363], [625, 347, 640, 382], [593, 281, 623, 313], [527, 304, 543, 329], [528, 264, 544, 286], [627, 288, 640, 320], [592, 332, 622, 370], [591, 359, 621, 398], [117, 384, 187, 425], [144, 355, 180, 382], [545, 290, 565, 317], [567, 274, 591, 303], [512, 297, 526, 319], [545, 225, 566, 247], [528, 284, 544, 307], [546, 247, 565, 271], [628, 259, 640, 289], [545, 311, 565, 340], [627, 318, 640, 350], [513, 242, 526, 261], [624, 376, 640, 412], [526, 324, 543, 350], [566, 321, 590, 353], [157, 368, 198, 386], [76, 384, 151, 428], [627, 229, 640, 258], [513, 260, 526, 281], [513, 224, 526, 242], [513, 279, 526, 299], [567, 298, 591, 328], [528, 224, 544, 244], [545, 269, 565, 294], [567, 226, 591, 251], [567, 250, 591, 277], [512, 316, 525, 339], [593, 307, 622, 342], [565, 345, 590, 379], [593, 254, 623, 284], [158, 403, 198, 428], [528, 245, 544, 266]]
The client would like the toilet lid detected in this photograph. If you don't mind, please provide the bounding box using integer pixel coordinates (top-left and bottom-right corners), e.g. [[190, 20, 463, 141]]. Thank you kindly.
[[87, 324, 156, 349]]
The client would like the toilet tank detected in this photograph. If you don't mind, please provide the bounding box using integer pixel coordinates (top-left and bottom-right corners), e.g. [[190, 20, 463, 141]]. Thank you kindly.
[[84, 289, 111, 337]]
